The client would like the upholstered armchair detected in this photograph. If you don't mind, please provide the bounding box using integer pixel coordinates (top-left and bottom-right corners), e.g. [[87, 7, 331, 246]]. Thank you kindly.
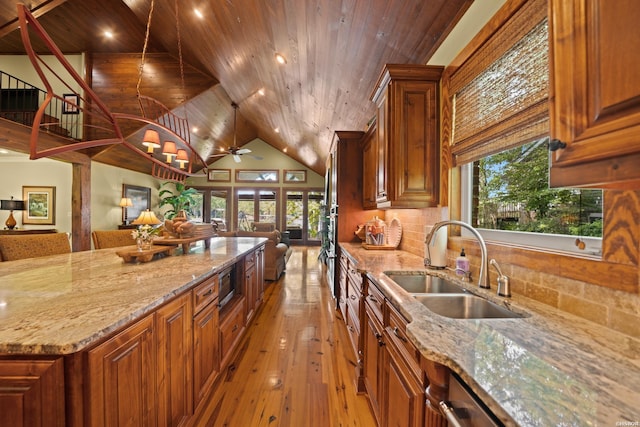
[[0, 232, 71, 261], [92, 229, 136, 249]]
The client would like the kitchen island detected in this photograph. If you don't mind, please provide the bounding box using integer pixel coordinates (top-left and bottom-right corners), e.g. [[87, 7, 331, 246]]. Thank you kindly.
[[0, 236, 266, 427], [339, 242, 640, 426]]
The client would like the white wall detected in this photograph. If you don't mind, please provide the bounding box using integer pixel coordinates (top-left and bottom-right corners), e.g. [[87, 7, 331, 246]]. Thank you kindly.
[[188, 138, 324, 187], [90, 162, 163, 233], [0, 151, 72, 233], [1, 55, 84, 96]]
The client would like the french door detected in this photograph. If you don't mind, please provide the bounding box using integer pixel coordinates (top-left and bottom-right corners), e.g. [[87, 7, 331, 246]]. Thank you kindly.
[[284, 189, 324, 245]]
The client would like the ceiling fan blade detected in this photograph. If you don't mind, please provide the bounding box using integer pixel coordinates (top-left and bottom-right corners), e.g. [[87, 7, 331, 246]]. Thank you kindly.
[[233, 154, 242, 163], [236, 148, 251, 154]]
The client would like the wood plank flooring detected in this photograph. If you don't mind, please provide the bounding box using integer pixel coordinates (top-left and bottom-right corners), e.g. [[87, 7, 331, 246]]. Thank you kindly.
[[193, 246, 377, 427]]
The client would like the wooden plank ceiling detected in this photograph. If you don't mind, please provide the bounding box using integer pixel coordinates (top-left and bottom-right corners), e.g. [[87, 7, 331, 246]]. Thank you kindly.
[[0, 0, 472, 176]]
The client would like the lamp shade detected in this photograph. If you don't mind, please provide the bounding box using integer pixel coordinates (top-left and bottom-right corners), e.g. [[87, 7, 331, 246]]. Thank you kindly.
[[118, 197, 133, 207], [176, 149, 189, 169], [162, 141, 177, 162], [131, 209, 161, 225], [142, 129, 161, 153], [1, 198, 25, 211]]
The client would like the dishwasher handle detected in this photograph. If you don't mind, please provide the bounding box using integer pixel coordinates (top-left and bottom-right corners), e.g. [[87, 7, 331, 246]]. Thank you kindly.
[[439, 401, 466, 427]]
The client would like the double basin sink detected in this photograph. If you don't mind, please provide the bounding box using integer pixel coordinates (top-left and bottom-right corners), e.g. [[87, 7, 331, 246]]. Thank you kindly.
[[385, 272, 525, 319]]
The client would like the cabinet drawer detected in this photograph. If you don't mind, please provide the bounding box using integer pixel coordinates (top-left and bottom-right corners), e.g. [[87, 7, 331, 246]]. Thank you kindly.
[[245, 252, 256, 270], [346, 309, 360, 359], [220, 300, 245, 360], [387, 305, 421, 380], [365, 282, 385, 324], [193, 275, 219, 314], [347, 280, 361, 329]]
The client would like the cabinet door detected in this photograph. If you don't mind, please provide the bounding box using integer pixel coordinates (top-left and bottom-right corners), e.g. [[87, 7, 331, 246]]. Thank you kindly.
[[362, 123, 378, 209], [156, 293, 193, 427], [387, 80, 440, 207], [255, 245, 265, 304], [386, 343, 424, 427], [87, 314, 156, 427], [363, 303, 385, 425], [193, 300, 220, 408], [0, 358, 65, 427], [549, 0, 640, 188], [376, 92, 389, 205]]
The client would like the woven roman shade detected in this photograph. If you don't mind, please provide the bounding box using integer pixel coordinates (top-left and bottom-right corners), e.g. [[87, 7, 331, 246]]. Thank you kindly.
[[449, 0, 548, 166]]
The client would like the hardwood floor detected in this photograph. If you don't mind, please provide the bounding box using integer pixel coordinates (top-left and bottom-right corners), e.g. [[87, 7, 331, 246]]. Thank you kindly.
[[193, 246, 377, 427]]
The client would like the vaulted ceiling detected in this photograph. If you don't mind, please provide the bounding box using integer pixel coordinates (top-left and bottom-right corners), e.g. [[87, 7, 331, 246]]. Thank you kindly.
[[0, 0, 472, 176]]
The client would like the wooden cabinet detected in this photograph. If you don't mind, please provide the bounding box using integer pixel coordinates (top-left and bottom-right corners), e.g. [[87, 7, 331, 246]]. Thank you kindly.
[[363, 296, 385, 425], [361, 281, 425, 427], [549, 0, 640, 189], [370, 64, 442, 208], [384, 304, 424, 427], [0, 358, 65, 427], [192, 274, 220, 409], [338, 253, 349, 321], [219, 298, 246, 368], [361, 122, 378, 209], [243, 246, 265, 324], [87, 313, 157, 427], [156, 293, 193, 427]]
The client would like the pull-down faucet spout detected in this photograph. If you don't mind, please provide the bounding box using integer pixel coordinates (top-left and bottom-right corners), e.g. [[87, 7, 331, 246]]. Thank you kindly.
[[425, 220, 490, 289]]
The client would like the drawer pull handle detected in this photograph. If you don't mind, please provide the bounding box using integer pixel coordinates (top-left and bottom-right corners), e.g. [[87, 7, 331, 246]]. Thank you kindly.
[[439, 401, 465, 427], [203, 289, 213, 297], [368, 296, 378, 303], [393, 327, 407, 342], [350, 295, 357, 300], [232, 324, 238, 332]]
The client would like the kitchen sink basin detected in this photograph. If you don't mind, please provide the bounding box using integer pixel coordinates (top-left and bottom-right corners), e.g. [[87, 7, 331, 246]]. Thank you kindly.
[[413, 294, 524, 319], [385, 272, 465, 294]]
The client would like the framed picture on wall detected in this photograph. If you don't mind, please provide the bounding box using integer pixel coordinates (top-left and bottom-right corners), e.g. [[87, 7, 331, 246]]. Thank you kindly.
[[122, 184, 151, 224], [22, 186, 56, 225], [62, 94, 80, 114]]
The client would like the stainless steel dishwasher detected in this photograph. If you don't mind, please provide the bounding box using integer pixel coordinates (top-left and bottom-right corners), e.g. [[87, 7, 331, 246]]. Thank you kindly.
[[439, 373, 503, 427]]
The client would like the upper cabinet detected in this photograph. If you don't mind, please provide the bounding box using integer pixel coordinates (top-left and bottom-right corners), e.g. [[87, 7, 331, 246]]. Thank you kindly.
[[549, 0, 640, 189], [369, 64, 443, 208]]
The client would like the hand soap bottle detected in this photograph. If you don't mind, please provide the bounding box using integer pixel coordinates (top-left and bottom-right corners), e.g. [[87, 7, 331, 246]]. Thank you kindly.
[[456, 248, 470, 277]]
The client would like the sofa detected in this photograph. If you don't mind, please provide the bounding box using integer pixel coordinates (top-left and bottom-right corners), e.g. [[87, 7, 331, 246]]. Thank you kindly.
[[218, 229, 292, 281]]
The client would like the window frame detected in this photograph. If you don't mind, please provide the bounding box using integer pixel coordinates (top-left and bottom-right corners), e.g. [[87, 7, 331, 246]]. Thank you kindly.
[[460, 163, 602, 257]]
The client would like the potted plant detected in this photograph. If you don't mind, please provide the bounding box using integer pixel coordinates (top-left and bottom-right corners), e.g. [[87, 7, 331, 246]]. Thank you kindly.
[[159, 182, 199, 219]]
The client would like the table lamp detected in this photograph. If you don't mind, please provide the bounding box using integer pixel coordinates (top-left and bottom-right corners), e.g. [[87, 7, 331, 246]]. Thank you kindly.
[[119, 197, 133, 225], [1, 196, 26, 230]]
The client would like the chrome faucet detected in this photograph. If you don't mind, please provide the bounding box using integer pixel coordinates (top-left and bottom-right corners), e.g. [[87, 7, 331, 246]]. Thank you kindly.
[[490, 259, 511, 297], [425, 220, 490, 289]]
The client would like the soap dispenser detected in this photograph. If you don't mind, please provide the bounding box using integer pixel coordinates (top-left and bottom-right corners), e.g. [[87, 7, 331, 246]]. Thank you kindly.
[[456, 248, 470, 277]]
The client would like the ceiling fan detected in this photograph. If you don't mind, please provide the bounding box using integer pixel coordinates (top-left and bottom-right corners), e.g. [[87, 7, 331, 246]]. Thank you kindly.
[[208, 102, 263, 163]]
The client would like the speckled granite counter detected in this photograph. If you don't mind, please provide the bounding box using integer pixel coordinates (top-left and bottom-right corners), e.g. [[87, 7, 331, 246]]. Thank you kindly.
[[0, 237, 265, 355], [340, 242, 640, 426]]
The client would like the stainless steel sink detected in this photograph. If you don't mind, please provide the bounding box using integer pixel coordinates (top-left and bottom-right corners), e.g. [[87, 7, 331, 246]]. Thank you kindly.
[[385, 272, 465, 294], [413, 294, 524, 319]]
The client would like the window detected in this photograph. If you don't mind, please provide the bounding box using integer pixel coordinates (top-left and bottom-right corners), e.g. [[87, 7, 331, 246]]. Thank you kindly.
[[235, 188, 279, 231], [462, 140, 603, 255], [448, 0, 602, 256]]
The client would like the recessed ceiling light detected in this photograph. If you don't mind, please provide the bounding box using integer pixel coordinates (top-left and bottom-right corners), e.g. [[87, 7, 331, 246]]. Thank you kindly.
[[104, 30, 114, 39], [275, 53, 287, 65], [194, 8, 203, 19], [283, 147, 287, 153], [257, 88, 265, 96], [192, 126, 199, 133], [274, 127, 280, 133]]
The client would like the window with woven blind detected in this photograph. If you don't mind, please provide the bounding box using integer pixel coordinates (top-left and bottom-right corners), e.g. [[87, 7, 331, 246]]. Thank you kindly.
[[449, 0, 548, 166]]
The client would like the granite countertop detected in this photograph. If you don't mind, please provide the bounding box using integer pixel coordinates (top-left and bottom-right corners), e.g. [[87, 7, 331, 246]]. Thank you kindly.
[[339, 242, 640, 426], [0, 237, 266, 355]]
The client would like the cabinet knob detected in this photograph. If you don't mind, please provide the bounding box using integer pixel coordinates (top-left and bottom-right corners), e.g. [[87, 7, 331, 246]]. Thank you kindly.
[[548, 138, 567, 151]]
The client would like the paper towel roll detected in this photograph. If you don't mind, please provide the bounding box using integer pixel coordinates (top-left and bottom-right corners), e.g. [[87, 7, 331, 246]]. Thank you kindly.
[[425, 225, 447, 268]]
